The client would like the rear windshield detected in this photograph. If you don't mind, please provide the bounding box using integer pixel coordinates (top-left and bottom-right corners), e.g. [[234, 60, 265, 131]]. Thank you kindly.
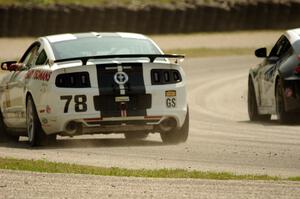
[[50, 37, 161, 60]]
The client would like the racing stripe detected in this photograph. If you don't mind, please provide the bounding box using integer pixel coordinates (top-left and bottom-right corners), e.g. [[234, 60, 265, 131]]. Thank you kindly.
[[95, 63, 149, 118]]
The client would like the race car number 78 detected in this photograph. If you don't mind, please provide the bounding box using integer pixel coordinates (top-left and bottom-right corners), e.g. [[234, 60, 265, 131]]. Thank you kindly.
[[61, 95, 87, 113]]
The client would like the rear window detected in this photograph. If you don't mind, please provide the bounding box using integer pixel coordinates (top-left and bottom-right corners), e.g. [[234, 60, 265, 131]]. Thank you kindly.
[[50, 37, 161, 60]]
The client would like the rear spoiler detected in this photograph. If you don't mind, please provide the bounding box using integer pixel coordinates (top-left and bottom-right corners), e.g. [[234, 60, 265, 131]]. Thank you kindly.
[[54, 54, 185, 65]]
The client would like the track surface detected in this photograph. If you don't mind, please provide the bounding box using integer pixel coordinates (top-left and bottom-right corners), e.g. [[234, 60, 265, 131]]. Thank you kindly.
[[1, 170, 299, 199], [1, 55, 300, 198], [0, 56, 299, 178]]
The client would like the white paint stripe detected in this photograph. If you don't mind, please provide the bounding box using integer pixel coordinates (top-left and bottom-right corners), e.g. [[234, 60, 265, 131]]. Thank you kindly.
[[117, 65, 122, 72], [117, 65, 125, 95], [47, 34, 77, 43], [105, 66, 118, 70]]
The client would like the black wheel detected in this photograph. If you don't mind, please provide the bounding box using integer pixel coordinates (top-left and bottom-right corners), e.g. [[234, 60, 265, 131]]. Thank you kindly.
[[124, 132, 149, 140], [160, 108, 189, 144], [276, 80, 292, 124], [0, 109, 19, 143], [26, 96, 49, 146], [248, 78, 271, 121], [0, 109, 8, 142]]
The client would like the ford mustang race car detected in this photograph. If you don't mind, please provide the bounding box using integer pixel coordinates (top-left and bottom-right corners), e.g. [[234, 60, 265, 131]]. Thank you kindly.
[[248, 28, 300, 123], [0, 32, 189, 146]]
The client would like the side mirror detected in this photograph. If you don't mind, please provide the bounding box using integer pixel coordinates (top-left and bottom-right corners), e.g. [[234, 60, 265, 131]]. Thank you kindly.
[[1, 61, 25, 71], [1, 61, 17, 71], [255, 48, 267, 58]]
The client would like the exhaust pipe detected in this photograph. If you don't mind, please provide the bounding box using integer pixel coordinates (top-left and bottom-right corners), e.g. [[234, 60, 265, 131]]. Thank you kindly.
[[159, 118, 177, 132], [64, 121, 81, 135]]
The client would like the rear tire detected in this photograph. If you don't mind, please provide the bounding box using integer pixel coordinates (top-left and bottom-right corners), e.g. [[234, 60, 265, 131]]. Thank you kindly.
[[26, 96, 50, 146], [0, 109, 19, 143], [124, 132, 149, 140], [248, 78, 271, 121], [0, 109, 8, 143], [276, 80, 293, 124], [160, 108, 189, 144]]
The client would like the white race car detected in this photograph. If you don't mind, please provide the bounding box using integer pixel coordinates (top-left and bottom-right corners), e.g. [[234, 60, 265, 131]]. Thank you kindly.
[[0, 32, 189, 146]]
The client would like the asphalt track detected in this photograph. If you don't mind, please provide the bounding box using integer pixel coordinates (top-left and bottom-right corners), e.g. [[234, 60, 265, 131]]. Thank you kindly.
[[0, 56, 300, 198]]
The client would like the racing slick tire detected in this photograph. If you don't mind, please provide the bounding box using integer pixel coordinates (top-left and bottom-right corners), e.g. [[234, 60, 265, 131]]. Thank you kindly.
[[124, 132, 149, 140], [248, 78, 271, 121], [160, 108, 189, 144], [0, 109, 19, 143], [276, 80, 294, 124], [26, 96, 56, 146]]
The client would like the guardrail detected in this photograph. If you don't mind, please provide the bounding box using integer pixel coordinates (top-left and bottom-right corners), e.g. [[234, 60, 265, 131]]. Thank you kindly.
[[0, 1, 299, 37]]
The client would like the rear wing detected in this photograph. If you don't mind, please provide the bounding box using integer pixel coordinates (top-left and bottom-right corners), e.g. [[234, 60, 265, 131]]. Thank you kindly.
[[54, 54, 185, 65]]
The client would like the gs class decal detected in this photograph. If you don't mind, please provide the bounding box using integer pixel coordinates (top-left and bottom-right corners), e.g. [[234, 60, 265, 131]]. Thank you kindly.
[[165, 90, 176, 108], [26, 70, 52, 82]]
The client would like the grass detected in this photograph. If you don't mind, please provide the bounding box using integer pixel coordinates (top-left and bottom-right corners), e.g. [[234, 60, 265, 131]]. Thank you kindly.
[[165, 47, 256, 58], [0, 157, 299, 181]]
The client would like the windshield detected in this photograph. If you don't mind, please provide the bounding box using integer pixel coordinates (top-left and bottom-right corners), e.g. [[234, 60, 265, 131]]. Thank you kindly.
[[50, 37, 161, 60]]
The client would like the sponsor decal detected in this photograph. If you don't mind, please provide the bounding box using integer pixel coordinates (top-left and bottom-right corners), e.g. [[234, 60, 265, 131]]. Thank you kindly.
[[25, 70, 52, 82], [115, 96, 130, 102], [165, 90, 176, 97], [46, 105, 52, 114], [114, 71, 129, 85], [165, 90, 176, 108], [40, 105, 52, 114], [41, 118, 48, 124]]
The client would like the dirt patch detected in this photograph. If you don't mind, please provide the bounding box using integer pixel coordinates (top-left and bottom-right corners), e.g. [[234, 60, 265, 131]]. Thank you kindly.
[[0, 31, 282, 61], [151, 31, 282, 50]]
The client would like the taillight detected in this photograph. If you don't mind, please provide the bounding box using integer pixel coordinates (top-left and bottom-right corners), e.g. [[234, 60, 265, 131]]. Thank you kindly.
[[56, 72, 91, 88], [151, 69, 182, 85]]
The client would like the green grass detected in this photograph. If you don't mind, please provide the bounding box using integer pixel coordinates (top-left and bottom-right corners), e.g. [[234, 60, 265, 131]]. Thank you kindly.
[[165, 47, 256, 58], [0, 157, 299, 181]]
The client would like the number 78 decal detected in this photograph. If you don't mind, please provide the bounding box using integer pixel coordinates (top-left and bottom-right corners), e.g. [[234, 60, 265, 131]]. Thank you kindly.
[[60, 95, 87, 113]]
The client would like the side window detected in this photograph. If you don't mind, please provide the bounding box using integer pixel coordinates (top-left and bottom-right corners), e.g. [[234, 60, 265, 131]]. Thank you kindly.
[[269, 36, 291, 58], [19, 42, 41, 69], [35, 50, 48, 65], [278, 38, 291, 58], [269, 37, 281, 57]]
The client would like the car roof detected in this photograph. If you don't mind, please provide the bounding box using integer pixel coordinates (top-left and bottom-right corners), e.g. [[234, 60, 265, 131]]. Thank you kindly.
[[44, 32, 148, 44], [286, 28, 300, 44]]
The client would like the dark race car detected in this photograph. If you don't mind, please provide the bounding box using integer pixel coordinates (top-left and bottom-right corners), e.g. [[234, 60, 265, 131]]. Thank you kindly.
[[248, 28, 300, 123]]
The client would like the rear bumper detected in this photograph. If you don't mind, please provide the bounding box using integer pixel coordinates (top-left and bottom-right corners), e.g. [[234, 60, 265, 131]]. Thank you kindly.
[[36, 84, 187, 135], [40, 111, 187, 136]]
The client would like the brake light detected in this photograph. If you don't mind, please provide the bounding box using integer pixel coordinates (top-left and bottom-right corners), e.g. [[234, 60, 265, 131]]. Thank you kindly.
[[55, 72, 91, 88], [151, 69, 182, 85]]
